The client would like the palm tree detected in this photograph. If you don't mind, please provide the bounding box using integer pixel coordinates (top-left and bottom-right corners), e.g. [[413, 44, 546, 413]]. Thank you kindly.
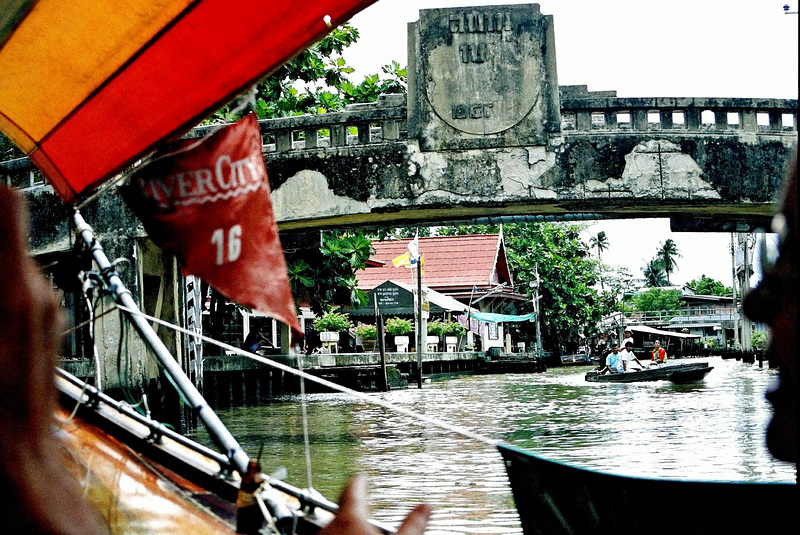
[[643, 258, 668, 287], [656, 239, 681, 284], [589, 231, 609, 290]]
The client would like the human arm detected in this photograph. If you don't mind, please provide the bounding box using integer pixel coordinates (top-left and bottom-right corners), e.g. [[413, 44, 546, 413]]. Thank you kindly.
[[0, 187, 109, 534]]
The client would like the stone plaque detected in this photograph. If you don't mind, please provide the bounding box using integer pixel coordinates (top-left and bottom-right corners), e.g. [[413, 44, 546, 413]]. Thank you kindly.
[[408, 4, 560, 151]]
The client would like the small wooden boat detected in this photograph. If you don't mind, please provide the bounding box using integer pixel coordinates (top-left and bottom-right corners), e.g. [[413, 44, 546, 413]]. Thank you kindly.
[[585, 362, 712, 383], [498, 443, 797, 535], [55, 368, 340, 534], [667, 365, 714, 383]]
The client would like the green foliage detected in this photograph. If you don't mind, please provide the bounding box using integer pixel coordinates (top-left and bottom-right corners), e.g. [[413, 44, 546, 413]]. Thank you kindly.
[[428, 222, 602, 350], [589, 231, 609, 258], [503, 223, 601, 350], [751, 330, 767, 350], [643, 257, 668, 287], [385, 317, 412, 335], [699, 336, 719, 349], [427, 321, 446, 335], [355, 324, 378, 340], [656, 239, 681, 283], [633, 288, 683, 312], [208, 24, 406, 123], [687, 275, 732, 296], [312, 312, 352, 332], [589, 231, 610, 291], [444, 322, 466, 336], [287, 230, 374, 316]]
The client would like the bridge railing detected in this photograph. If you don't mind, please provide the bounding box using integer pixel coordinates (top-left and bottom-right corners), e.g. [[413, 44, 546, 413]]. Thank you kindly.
[[560, 97, 797, 134], [190, 94, 409, 153], [3, 95, 797, 186]]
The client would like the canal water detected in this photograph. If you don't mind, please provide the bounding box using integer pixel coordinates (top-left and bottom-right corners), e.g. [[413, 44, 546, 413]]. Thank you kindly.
[[187, 356, 796, 534]]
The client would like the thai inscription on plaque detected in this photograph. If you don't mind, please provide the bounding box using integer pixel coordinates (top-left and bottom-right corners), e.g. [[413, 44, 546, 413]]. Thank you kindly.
[[408, 4, 560, 151]]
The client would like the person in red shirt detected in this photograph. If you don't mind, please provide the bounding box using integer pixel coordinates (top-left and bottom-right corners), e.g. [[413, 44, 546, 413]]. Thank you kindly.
[[651, 340, 667, 365]]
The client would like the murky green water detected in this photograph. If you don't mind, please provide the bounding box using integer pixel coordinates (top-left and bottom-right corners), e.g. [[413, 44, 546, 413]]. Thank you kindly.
[[187, 357, 795, 534]]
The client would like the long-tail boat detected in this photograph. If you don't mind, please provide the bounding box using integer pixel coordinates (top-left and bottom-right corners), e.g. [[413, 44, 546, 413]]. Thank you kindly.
[[585, 361, 713, 383], [0, 2, 795, 534]]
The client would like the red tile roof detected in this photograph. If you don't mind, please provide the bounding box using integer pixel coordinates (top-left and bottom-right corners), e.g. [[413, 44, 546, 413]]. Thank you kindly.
[[357, 234, 514, 295]]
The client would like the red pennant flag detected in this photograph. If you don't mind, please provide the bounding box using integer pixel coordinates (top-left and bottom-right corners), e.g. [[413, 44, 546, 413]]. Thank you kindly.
[[123, 114, 301, 339]]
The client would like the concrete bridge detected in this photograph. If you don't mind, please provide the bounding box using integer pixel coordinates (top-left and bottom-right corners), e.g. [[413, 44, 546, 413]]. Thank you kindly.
[[248, 88, 796, 233], [4, 89, 796, 239], [3, 4, 797, 240]]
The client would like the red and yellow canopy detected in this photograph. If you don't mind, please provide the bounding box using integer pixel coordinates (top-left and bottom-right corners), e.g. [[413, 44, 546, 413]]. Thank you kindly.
[[0, 0, 376, 203]]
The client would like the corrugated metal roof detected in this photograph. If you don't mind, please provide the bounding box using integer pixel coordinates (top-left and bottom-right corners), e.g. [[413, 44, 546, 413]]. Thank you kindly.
[[627, 325, 701, 339]]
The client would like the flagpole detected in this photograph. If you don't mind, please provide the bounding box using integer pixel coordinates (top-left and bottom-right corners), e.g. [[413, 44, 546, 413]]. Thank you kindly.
[[416, 257, 423, 389], [72, 210, 251, 475], [375, 298, 388, 392], [466, 285, 476, 347]]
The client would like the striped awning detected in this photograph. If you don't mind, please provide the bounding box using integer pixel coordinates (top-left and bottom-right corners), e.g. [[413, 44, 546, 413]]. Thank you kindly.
[[0, 0, 376, 203]]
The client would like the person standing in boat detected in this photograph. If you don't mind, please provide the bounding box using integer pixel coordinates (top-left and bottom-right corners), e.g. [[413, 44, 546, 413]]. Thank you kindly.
[[650, 340, 667, 365], [621, 328, 634, 351]]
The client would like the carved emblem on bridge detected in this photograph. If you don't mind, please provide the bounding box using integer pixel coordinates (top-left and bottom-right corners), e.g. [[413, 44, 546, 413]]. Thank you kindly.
[[408, 4, 561, 151]]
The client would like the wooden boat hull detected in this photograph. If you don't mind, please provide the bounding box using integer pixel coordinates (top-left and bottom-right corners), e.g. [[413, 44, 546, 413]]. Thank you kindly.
[[667, 365, 714, 383], [475, 357, 546, 374], [498, 443, 797, 534], [55, 370, 334, 534], [585, 362, 711, 383]]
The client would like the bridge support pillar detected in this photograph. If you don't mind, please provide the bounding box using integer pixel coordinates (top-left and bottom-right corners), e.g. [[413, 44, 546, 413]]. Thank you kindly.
[[741, 110, 758, 132], [633, 109, 648, 130], [687, 108, 702, 130]]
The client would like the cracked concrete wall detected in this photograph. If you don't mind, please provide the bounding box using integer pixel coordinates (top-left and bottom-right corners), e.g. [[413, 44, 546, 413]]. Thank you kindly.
[[265, 132, 795, 231]]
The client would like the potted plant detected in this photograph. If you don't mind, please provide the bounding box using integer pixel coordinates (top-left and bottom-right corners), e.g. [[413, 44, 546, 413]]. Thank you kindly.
[[385, 317, 412, 352], [427, 320, 446, 351], [355, 324, 378, 352], [313, 312, 352, 345], [444, 321, 466, 351]]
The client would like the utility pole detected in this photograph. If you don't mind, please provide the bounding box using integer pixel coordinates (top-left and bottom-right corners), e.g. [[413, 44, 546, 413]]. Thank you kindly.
[[416, 258, 423, 388], [730, 233, 740, 348], [534, 268, 542, 360], [741, 234, 753, 350]]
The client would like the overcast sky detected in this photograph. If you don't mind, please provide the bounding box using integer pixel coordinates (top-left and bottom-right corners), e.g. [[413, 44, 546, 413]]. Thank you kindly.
[[343, 0, 798, 286]]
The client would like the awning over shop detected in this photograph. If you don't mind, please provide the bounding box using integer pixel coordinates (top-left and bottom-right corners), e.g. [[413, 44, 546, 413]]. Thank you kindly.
[[468, 311, 536, 323], [627, 325, 701, 339]]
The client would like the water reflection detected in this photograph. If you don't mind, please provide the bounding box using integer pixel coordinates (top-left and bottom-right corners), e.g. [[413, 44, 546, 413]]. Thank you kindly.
[[188, 356, 795, 534]]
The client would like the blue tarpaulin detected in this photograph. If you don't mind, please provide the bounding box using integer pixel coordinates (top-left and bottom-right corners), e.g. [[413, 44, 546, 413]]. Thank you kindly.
[[468, 311, 536, 323]]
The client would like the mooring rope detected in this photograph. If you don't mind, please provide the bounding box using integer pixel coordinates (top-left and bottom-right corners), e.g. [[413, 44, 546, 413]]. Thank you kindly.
[[111, 303, 499, 448]]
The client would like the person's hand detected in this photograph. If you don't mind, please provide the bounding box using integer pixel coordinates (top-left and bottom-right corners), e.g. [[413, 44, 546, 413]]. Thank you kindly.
[[0, 187, 108, 534], [319, 474, 431, 535]]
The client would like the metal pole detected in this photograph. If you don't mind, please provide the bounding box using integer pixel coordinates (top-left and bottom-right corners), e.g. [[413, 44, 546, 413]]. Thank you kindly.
[[416, 260, 423, 389], [742, 234, 753, 350], [375, 300, 388, 392], [535, 268, 543, 360], [73, 210, 250, 475], [730, 233, 740, 348]]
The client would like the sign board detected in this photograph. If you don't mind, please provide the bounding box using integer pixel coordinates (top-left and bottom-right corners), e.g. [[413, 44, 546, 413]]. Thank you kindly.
[[349, 280, 449, 317], [408, 3, 560, 151]]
